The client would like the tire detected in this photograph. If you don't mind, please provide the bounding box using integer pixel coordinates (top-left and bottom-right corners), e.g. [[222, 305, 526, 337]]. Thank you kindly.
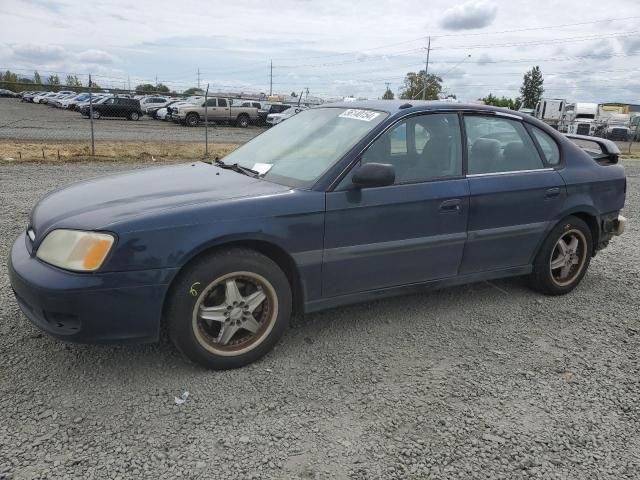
[[91, 110, 101, 119], [185, 113, 199, 127], [236, 114, 250, 128], [528, 216, 592, 295], [167, 248, 292, 370], [128, 111, 140, 121]]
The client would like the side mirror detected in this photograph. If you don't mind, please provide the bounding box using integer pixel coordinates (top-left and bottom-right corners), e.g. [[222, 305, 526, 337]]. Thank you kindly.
[[352, 162, 395, 188]]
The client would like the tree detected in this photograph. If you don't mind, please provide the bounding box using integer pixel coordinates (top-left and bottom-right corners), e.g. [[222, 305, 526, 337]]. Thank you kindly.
[[135, 83, 170, 93], [481, 93, 521, 110], [382, 87, 394, 100], [400, 71, 442, 100], [291, 91, 298, 97], [183, 87, 204, 96], [65, 75, 83, 88], [32, 71, 43, 90], [47, 74, 60, 91], [519, 66, 544, 109], [1, 70, 19, 91]]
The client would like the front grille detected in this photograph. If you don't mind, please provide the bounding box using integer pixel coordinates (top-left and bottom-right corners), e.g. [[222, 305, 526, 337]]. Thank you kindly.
[[577, 123, 590, 135]]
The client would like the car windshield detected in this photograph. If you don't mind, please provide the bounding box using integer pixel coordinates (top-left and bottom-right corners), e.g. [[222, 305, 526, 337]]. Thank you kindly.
[[221, 107, 388, 187]]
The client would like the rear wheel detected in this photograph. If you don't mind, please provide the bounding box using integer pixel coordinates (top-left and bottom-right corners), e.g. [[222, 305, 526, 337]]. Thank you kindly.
[[236, 114, 250, 128], [528, 216, 592, 295], [185, 113, 199, 127], [167, 248, 292, 369], [91, 110, 101, 119], [128, 111, 140, 121]]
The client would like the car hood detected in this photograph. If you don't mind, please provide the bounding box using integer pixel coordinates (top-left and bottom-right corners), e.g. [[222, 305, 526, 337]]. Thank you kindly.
[[30, 162, 290, 237]]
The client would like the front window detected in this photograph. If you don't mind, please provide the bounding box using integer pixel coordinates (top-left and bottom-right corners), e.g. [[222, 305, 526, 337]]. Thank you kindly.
[[221, 107, 388, 187], [361, 113, 462, 184]]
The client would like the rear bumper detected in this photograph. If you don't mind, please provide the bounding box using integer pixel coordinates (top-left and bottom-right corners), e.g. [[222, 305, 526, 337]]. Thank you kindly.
[[8, 233, 178, 344]]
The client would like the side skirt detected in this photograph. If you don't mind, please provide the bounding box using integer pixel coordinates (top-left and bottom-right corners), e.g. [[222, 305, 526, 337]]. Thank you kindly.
[[303, 265, 532, 313]]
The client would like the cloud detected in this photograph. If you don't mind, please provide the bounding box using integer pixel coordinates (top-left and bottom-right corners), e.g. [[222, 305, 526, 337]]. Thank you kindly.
[[475, 53, 493, 65], [24, 0, 62, 13], [439, 1, 498, 31], [619, 36, 640, 55], [78, 49, 116, 64], [574, 39, 615, 59], [11, 43, 67, 61]]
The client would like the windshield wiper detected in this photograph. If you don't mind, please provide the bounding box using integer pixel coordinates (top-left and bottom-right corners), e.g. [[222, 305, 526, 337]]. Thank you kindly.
[[213, 158, 259, 177]]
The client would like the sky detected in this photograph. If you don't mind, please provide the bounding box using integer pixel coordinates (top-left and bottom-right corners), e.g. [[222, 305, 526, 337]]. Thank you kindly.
[[0, 0, 639, 103]]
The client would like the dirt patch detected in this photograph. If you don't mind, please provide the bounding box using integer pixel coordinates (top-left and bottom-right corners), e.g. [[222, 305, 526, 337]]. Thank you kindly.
[[0, 140, 240, 162]]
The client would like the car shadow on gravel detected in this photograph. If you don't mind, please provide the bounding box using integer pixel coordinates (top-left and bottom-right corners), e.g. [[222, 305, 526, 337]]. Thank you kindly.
[[15, 275, 533, 380]]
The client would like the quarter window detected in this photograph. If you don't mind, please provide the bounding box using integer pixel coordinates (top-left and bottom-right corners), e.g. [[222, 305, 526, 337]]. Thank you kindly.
[[464, 116, 544, 174], [361, 113, 462, 184], [531, 127, 560, 165]]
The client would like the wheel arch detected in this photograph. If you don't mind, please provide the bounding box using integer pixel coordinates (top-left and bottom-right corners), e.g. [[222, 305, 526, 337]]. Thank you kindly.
[[533, 208, 600, 262], [161, 237, 305, 324]]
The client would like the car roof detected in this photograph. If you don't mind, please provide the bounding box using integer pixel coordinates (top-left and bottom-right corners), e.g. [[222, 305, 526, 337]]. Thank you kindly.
[[320, 100, 525, 118]]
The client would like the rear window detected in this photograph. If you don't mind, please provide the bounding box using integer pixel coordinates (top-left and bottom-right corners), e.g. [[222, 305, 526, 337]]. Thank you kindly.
[[531, 127, 560, 165]]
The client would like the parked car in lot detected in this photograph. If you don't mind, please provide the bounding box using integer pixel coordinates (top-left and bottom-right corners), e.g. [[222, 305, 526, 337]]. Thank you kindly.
[[173, 97, 258, 127], [76, 95, 112, 115], [21, 91, 44, 102], [59, 93, 91, 110], [0, 88, 17, 97], [153, 100, 192, 120], [40, 91, 76, 105], [8, 102, 626, 370], [266, 104, 307, 126], [258, 103, 291, 124], [80, 97, 143, 120], [140, 96, 171, 114]]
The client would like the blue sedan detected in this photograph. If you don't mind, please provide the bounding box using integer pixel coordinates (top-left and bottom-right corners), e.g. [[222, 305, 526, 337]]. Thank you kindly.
[[8, 101, 627, 369]]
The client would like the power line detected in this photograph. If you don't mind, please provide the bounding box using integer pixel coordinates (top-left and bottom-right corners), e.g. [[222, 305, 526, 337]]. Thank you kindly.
[[266, 15, 640, 62]]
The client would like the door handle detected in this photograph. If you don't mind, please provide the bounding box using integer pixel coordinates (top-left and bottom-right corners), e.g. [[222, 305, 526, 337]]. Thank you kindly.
[[439, 199, 462, 213], [545, 187, 561, 198]]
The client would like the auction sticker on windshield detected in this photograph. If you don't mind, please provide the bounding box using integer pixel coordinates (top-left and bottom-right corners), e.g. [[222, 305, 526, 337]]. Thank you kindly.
[[338, 109, 381, 122], [252, 163, 273, 175]]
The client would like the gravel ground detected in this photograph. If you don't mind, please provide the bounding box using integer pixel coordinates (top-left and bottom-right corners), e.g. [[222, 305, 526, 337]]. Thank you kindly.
[[0, 160, 639, 480], [0, 99, 264, 144]]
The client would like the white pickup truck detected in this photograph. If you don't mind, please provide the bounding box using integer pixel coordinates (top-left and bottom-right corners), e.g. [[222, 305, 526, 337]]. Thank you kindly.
[[172, 97, 258, 128]]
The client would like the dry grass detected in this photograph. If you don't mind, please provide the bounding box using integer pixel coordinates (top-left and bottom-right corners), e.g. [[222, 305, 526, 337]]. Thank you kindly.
[[0, 141, 240, 162]]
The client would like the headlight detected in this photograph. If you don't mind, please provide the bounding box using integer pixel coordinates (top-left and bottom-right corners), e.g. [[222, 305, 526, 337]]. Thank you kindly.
[[36, 230, 115, 272]]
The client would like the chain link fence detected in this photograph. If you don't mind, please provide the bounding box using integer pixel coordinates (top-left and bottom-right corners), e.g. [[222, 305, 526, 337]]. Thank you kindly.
[[0, 81, 277, 162]]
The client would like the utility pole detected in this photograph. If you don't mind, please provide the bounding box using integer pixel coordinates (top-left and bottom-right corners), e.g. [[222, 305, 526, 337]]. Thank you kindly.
[[269, 60, 273, 97], [197, 68, 201, 89], [155, 74, 158, 89], [422, 36, 431, 100], [127, 75, 131, 92], [305, 87, 309, 99]]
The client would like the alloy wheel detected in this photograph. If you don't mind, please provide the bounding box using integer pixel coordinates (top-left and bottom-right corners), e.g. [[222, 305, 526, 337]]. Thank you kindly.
[[549, 229, 588, 287], [191, 271, 278, 356]]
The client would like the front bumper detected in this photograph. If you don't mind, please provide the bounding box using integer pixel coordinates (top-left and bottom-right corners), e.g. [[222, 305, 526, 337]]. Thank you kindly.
[[8, 233, 178, 344]]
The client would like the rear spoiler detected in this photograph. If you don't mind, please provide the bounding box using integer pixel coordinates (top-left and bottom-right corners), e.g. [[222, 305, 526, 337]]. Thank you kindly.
[[564, 134, 620, 164]]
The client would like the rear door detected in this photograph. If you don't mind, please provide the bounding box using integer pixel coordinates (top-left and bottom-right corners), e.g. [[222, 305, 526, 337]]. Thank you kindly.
[[460, 113, 566, 274], [323, 112, 469, 296]]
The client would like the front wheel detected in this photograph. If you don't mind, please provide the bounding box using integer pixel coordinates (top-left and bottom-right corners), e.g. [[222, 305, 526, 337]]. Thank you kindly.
[[528, 216, 592, 295], [185, 113, 199, 127], [91, 110, 101, 119], [167, 248, 292, 369]]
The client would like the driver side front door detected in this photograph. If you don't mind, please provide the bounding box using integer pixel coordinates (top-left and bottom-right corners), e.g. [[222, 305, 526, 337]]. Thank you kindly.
[[322, 112, 469, 297]]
